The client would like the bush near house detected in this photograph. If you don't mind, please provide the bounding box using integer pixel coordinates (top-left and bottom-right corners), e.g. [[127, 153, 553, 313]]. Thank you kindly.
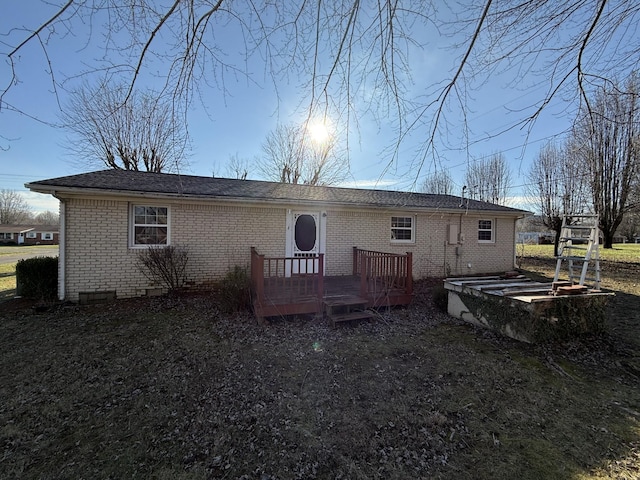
[[217, 265, 252, 314], [15, 256, 58, 299], [136, 245, 189, 291]]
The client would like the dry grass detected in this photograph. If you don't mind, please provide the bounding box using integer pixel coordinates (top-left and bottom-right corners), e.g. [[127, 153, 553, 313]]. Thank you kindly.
[[0, 263, 16, 300], [0, 245, 59, 301], [518, 243, 640, 267], [1, 277, 639, 479]]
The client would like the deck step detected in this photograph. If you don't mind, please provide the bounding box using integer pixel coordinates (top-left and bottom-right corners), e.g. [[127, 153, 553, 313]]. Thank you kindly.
[[329, 310, 373, 326], [324, 295, 371, 326], [324, 295, 368, 314]]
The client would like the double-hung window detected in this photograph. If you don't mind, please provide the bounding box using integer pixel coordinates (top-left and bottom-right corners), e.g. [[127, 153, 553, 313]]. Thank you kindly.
[[131, 205, 169, 246], [41, 233, 53, 241], [391, 216, 415, 243], [478, 219, 494, 243]]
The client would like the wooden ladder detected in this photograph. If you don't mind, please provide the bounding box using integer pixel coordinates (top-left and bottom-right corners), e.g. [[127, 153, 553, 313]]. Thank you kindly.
[[553, 214, 601, 289]]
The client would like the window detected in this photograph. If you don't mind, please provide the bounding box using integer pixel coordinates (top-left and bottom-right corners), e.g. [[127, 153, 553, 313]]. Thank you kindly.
[[0, 233, 12, 240], [41, 232, 53, 241], [26, 232, 37, 239], [131, 205, 169, 246], [478, 219, 494, 243], [391, 216, 415, 243]]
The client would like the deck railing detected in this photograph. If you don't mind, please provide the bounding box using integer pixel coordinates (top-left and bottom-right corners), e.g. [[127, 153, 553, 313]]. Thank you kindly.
[[251, 247, 324, 318], [353, 247, 413, 301], [250, 246, 412, 320]]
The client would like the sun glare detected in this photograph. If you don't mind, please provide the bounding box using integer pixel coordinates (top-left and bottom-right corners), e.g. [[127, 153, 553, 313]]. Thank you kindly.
[[307, 120, 331, 144]]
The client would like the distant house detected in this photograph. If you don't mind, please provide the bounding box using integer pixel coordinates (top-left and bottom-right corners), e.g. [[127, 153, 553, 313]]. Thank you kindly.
[[26, 170, 528, 305], [0, 225, 59, 245], [516, 232, 555, 245]]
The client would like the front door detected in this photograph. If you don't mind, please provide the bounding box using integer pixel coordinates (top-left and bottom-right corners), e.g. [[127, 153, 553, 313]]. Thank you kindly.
[[286, 211, 324, 275]]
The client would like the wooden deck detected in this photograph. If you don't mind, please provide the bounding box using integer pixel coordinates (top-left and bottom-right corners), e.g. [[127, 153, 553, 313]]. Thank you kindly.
[[250, 247, 413, 321]]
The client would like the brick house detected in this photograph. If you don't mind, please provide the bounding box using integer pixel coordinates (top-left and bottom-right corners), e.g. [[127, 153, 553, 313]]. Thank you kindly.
[[26, 170, 528, 306], [0, 225, 59, 245]]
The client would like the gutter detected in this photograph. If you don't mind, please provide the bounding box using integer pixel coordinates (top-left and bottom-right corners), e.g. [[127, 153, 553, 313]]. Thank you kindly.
[[52, 192, 65, 301]]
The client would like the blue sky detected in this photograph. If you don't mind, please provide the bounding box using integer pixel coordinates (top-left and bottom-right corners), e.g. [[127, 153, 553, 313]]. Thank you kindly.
[[0, 2, 573, 214]]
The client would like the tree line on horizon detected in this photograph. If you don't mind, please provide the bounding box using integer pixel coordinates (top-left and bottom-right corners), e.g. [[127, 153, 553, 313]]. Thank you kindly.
[[0, 189, 59, 226]]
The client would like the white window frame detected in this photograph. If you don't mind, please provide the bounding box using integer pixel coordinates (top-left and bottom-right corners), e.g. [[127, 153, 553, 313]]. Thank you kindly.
[[391, 215, 415, 244], [0, 233, 13, 240], [478, 219, 495, 243], [26, 232, 37, 239], [41, 232, 54, 241], [130, 205, 171, 248]]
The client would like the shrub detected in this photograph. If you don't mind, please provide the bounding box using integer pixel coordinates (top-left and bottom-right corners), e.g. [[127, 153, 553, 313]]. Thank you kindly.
[[136, 245, 189, 291], [15, 256, 58, 300], [218, 265, 251, 314]]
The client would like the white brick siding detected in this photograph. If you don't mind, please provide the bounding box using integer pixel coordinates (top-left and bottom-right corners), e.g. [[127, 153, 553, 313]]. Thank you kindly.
[[60, 196, 517, 301], [325, 210, 515, 278]]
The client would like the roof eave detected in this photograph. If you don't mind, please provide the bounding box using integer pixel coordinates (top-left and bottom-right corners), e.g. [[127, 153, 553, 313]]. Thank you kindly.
[[25, 183, 528, 216]]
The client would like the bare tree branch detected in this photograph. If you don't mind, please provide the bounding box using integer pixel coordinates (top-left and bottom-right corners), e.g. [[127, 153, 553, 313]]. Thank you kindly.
[[61, 81, 190, 173], [7, 0, 75, 58], [0, 189, 32, 224], [573, 73, 640, 247], [2, 0, 640, 179], [465, 152, 512, 205], [259, 123, 348, 186]]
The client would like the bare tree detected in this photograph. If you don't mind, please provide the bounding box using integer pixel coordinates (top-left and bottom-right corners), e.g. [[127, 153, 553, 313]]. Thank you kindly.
[[61, 81, 189, 173], [225, 154, 251, 180], [617, 212, 640, 242], [527, 141, 590, 256], [34, 210, 60, 225], [422, 170, 454, 195], [572, 74, 640, 248], [0, 189, 31, 224], [465, 153, 512, 205], [258, 124, 348, 186], [2, 2, 639, 173]]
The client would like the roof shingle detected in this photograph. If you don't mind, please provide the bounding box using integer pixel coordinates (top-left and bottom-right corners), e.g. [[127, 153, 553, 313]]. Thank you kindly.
[[26, 169, 528, 214]]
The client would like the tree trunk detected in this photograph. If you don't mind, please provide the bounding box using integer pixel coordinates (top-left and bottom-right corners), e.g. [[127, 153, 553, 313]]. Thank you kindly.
[[553, 226, 562, 257]]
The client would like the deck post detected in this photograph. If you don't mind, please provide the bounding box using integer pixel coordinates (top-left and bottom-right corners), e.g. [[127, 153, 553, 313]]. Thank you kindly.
[[250, 247, 265, 304], [250, 247, 266, 323], [352, 246, 358, 276], [406, 251, 413, 296], [359, 252, 368, 299], [317, 253, 325, 305]]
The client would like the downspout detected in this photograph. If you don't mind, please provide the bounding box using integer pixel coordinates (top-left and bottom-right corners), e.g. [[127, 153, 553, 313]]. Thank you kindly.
[[53, 193, 65, 301], [456, 186, 467, 275], [513, 216, 521, 270], [443, 237, 447, 277], [457, 212, 463, 274]]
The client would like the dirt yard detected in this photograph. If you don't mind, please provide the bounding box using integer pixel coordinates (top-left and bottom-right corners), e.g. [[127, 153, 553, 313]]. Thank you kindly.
[[1, 274, 639, 479]]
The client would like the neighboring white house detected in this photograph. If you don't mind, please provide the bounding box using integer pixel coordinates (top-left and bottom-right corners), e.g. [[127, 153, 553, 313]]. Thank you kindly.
[[26, 169, 529, 302]]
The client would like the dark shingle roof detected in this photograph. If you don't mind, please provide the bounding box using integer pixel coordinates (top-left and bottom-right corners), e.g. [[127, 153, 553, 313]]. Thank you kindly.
[[26, 169, 527, 214], [0, 224, 59, 232]]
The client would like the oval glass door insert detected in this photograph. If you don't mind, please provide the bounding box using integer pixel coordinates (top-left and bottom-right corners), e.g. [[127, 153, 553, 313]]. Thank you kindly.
[[295, 214, 317, 252]]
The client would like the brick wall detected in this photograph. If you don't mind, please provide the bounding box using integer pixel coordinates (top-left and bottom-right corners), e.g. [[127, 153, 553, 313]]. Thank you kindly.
[[62, 197, 287, 301], [61, 196, 517, 301], [325, 209, 515, 278]]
